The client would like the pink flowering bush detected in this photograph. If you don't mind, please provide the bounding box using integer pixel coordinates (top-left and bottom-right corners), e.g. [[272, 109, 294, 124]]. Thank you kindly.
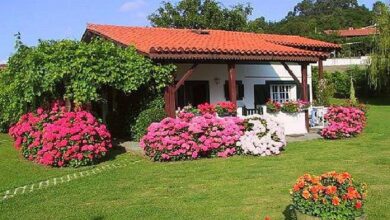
[[140, 114, 244, 161], [321, 106, 366, 139], [9, 102, 112, 167], [177, 104, 199, 122]]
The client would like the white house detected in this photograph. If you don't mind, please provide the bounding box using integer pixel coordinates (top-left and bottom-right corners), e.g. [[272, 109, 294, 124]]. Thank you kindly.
[[82, 24, 340, 135], [175, 63, 312, 109]]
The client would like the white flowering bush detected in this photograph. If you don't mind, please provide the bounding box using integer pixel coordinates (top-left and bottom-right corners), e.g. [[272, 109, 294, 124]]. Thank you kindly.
[[237, 115, 286, 156]]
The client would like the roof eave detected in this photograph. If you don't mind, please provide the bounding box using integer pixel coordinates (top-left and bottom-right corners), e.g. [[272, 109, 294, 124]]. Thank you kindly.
[[149, 53, 326, 64]]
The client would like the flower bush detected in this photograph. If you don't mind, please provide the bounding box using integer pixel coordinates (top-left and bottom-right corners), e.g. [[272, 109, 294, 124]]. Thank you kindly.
[[321, 106, 366, 139], [177, 104, 200, 122], [215, 101, 237, 116], [237, 115, 286, 156], [291, 171, 367, 219], [140, 114, 244, 161], [197, 102, 216, 115], [9, 102, 112, 167]]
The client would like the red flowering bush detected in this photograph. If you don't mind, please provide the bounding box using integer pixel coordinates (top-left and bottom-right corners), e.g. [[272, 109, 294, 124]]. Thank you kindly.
[[291, 171, 367, 219], [321, 106, 366, 139], [140, 114, 244, 161], [197, 103, 216, 115], [9, 102, 112, 167], [215, 101, 237, 115]]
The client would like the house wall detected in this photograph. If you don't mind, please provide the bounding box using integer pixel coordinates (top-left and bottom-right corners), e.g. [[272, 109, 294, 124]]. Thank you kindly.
[[175, 63, 313, 109]]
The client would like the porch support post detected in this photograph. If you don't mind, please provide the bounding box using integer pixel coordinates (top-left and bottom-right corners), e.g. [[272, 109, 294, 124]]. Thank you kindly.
[[164, 85, 176, 118], [301, 62, 309, 132], [301, 63, 308, 101], [228, 63, 237, 105], [318, 59, 324, 80]]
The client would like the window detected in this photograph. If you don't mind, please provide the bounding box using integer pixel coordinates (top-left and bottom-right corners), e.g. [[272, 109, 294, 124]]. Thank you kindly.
[[270, 84, 296, 103], [224, 81, 244, 100]]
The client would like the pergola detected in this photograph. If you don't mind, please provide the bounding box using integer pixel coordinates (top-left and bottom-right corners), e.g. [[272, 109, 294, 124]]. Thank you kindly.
[[82, 24, 340, 124]]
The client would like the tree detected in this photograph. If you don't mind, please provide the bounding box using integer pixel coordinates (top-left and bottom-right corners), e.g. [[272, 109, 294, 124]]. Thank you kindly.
[[369, 3, 390, 89], [148, 0, 253, 31], [0, 38, 176, 130], [273, 0, 373, 38]]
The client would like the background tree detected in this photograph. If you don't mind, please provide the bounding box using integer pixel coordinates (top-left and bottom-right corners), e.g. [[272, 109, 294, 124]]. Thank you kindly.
[[271, 0, 373, 37], [148, 0, 253, 31], [369, 3, 390, 90]]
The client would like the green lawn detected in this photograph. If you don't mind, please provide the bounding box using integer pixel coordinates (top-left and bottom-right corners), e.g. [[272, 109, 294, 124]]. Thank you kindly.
[[0, 104, 389, 220]]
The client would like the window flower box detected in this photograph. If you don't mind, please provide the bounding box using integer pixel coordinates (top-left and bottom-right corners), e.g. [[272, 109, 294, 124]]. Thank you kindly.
[[266, 111, 307, 135]]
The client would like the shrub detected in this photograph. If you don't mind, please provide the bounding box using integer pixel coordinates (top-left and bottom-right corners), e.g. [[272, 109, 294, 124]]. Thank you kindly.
[[140, 114, 244, 161], [237, 115, 286, 156], [132, 107, 166, 141], [177, 104, 200, 122], [0, 37, 176, 131], [197, 103, 216, 115], [321, 106, 366, 139], [215, 101, 237, 116], [315, 78, 335, 106], [9, 101, 112, 167], [343, 100, 369, 115], [291, 171, 367, 219]]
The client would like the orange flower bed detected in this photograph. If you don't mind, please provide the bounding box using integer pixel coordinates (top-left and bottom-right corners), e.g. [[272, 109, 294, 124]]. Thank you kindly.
[[291, 171, 367, 219]]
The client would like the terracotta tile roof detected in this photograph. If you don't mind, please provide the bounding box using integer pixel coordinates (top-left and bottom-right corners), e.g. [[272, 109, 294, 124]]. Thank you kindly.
[[85, 24, 340, 62], [324, 27, 377, 37], [0, 64, 7, 70], [260, 34, 341, 49]]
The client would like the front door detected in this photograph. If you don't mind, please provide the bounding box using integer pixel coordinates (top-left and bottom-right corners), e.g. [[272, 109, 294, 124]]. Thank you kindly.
[[177, 81, 210, 108]]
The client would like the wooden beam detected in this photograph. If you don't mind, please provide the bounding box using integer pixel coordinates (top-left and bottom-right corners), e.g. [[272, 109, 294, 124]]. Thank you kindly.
[[174, 64, 198, 92], [318, 59, 324, 80], [301, 62, 310, 132], [228, 63, 237, 105], [281, 62, 302, 93], [164, 85, 176, 118], [301, 63, 309, 102], [164, 64, 198, 118]]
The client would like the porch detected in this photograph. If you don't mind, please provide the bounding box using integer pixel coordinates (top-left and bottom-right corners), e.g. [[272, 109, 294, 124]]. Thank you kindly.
[[165, 62, 314, 133]]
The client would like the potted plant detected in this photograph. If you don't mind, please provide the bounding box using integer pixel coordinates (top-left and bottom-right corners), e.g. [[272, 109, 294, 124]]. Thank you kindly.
[[291, 171, 367, 220], [281, 100, 300, 113], [266, 100, 281, 113], [215, 101, 237, 117]]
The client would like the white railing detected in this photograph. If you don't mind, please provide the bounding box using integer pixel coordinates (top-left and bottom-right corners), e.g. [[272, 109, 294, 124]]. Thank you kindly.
[[313, 56, 370, 67], [309, 106, 328, 129]]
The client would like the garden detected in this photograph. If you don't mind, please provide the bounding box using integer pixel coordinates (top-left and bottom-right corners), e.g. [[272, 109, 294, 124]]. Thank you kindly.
[[0, 100, 389, 219], [0, 37, 389, 220]]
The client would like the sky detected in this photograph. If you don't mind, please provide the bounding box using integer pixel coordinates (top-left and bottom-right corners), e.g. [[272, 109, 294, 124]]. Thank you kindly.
[[0, 0, 381, 63]]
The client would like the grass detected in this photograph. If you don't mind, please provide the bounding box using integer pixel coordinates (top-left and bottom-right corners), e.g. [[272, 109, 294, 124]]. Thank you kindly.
[[0, 103, 389, 219]]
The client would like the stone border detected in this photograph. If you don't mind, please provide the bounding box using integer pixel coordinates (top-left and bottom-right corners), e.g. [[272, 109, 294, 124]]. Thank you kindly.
[[0, 159, 141, 201]]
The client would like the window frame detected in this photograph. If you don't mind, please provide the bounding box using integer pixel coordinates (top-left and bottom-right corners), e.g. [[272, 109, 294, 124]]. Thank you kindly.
[[269, 84, 297, 103]]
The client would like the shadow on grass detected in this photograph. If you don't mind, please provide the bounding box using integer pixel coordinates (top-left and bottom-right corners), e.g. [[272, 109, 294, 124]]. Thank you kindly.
[[283, 204, 297, 220], [100, 145, 127, 163]]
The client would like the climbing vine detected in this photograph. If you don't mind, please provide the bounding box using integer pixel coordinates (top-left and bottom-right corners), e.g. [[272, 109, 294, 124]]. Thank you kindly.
[[0, 37, 176, 130]]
